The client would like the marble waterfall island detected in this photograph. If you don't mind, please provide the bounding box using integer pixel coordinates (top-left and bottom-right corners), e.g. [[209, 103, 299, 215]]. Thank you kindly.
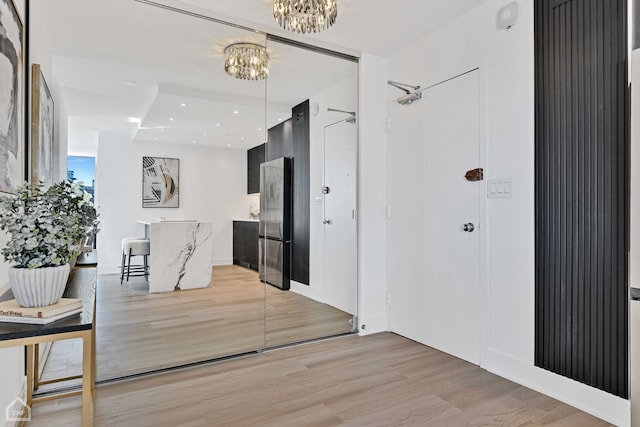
[[147, 221, 213, 293]]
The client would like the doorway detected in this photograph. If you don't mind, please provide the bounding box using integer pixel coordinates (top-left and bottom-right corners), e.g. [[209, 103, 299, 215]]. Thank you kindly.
[[387, 70, 481, 365], [323, 118, 358, 315]]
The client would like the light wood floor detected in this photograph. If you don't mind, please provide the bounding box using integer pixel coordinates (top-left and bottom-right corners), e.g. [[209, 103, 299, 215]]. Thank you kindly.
[[28, 333, 612, 426], [39, 265, 353, 386]]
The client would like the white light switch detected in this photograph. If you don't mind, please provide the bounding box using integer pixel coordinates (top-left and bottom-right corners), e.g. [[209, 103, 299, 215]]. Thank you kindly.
[[488, 178, 513, 198]]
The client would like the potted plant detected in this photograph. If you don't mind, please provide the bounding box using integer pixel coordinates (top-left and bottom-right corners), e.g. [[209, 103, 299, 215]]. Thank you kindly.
[[0, 181, 99, 307]]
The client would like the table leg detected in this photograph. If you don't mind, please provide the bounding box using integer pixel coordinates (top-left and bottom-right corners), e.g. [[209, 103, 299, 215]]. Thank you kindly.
[[33, 343, 40, 390], [25, 345, 34, 408], [81, 331, 95, 426]]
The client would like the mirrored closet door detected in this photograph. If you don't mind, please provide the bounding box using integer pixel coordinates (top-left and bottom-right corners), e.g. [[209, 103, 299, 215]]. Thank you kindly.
[[29, 0, 358, 388]]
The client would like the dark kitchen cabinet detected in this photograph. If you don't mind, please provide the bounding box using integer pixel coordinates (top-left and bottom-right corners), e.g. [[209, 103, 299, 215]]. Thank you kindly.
[[291, 100, 310, 285], [233, 221, 259, 271], [266, 118, 293, 160], [247, 143, 265, 194]]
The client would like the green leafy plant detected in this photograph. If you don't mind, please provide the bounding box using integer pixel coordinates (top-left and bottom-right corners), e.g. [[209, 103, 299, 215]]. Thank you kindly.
[[0, 181, 99, 269]]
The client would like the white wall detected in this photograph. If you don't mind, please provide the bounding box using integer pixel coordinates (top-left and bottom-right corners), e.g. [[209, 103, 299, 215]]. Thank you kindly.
[[290, 77, 358, 306], [96, 134, 256, 274], [385, 1, 629, 426], [357, 53, 389, 334]]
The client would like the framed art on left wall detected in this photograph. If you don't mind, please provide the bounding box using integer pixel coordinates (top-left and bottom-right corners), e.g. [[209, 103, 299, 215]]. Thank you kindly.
[[31, 64, 54, 187], [0, 0, 24, 195]]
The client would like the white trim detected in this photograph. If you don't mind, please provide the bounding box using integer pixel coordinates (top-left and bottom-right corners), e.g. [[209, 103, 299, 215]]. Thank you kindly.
[[290, 280, 323, 303], [357, 314, 389, 335], [484, 349, 630, 427]]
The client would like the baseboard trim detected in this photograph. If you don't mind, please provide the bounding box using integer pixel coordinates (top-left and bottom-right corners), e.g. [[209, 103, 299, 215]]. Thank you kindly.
[[357, 313, 388, 336], [482, 349, 630, 427], [290, 280, 323, 302]]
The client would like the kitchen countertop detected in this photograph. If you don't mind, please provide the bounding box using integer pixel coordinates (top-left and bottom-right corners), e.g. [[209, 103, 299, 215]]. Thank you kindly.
[[233, 219, 259, 222]]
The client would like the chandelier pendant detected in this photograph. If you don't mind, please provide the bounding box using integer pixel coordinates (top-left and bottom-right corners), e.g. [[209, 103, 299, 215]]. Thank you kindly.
[[273, 0, 338, 34], [224, 43, 269, 80]]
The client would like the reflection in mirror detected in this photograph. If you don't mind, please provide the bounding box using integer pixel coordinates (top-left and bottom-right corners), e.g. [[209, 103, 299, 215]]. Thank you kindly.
[[262, 39, 358, 347], [30, 0, 268, 383], [29, 0, 358, 391]]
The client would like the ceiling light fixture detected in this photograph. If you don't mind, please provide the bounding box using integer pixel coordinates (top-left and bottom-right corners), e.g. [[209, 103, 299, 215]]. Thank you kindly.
[[224, 43, 269, 80], [273, 0, 337, 34]]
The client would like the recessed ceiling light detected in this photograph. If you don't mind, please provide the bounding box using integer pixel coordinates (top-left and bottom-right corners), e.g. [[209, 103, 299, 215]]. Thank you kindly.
[[233, 110, 239, 114], [123, 80, 137, 86], [192, 140, 197, 144], [258, 128, 262, 131], [216, 123, 221, 127], [278, 118, 283, 121], [180, 103, 187, 107], [240, 137, 244, 140], [203, 133, 207, 136], [169, 118, 174, 121], [227, 144, 231, 147]]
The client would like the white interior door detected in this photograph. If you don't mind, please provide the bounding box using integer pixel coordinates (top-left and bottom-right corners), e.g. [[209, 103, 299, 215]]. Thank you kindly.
[[388, 70, 481, 365], [323, 119, 357, 315]]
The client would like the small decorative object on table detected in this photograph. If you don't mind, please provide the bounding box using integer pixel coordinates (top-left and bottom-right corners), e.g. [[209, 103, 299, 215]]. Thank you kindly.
[[0, 181, 99, 307]]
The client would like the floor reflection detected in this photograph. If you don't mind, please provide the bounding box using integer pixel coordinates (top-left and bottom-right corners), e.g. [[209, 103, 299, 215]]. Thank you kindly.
[[39, 265, 353, 388]]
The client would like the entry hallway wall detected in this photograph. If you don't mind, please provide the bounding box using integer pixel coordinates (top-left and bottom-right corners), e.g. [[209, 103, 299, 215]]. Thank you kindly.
[[385, 0, 629, 426]]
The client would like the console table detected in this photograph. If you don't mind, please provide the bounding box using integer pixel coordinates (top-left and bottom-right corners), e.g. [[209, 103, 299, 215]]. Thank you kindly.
[[0, 267, 97, 426]]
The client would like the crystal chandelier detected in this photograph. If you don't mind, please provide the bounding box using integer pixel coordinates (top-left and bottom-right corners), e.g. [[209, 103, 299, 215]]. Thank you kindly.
[[224, 43, 269, 80], [273, 0, 338, 34]]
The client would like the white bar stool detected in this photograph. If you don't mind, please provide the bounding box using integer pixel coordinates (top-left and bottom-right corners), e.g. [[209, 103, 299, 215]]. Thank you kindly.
[[120, 238, 150, 284]]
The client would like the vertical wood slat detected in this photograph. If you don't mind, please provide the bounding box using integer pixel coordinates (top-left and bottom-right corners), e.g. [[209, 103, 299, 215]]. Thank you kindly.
[[534, 0, 629, 398]]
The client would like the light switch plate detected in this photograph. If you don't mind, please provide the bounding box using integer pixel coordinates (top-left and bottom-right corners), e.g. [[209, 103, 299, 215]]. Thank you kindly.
[[488, 178, 513, 198]]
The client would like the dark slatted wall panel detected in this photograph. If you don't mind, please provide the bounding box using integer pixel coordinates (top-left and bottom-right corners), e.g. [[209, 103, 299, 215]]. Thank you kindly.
[[534, 0, 629, 398]]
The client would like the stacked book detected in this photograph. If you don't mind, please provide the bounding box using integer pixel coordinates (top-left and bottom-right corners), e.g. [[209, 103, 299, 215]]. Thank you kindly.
[[0, 298, 83, 324]]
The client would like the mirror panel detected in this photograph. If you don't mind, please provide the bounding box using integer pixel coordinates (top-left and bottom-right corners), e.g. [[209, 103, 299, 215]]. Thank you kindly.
[[29, 0, 358, 387], [31, 0, 267, 382], [263, 39, 358, 347]]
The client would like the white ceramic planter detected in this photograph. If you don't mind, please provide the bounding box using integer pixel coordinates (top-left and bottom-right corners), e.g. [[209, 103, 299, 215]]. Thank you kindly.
[[8, 264, 71, 307]]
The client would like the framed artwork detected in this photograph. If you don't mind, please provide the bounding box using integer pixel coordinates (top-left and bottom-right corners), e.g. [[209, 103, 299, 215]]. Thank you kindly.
[[142, 156, 179, 208], [0, 0, 24, 195], [31, 64, 54, 187]]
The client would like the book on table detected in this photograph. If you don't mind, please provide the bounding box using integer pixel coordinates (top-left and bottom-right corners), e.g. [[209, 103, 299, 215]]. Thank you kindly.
[[0, 298, 83, 324]]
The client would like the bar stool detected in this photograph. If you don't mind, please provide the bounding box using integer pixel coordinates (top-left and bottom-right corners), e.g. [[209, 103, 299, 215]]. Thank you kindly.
[[120, 237, 150, 284]]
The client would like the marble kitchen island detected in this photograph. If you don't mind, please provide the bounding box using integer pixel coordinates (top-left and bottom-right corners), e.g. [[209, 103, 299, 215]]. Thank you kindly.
[[137, 220, 213, 293]]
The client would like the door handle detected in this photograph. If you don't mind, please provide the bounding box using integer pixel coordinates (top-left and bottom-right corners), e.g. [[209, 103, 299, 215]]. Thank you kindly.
[[462, 223, 475, 232], [322, 219, 333, 225]]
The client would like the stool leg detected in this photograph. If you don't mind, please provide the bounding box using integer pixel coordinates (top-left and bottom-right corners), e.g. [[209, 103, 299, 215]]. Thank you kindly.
[[144, 255, 149, 281], [127, 249, 133, 282], [120, 252, 126, 284]]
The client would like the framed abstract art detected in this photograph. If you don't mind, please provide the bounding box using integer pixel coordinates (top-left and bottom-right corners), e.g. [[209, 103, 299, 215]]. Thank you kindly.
[[142, 156, 179, 208], [0, 0, 24, 195], [31, 64, 54, 187]]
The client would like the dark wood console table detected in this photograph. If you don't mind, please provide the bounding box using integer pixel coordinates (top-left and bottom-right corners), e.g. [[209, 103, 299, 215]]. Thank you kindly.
[[0, 267, 97, 426]]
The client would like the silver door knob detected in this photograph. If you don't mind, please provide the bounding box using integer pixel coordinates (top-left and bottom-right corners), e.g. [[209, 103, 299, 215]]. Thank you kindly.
[[322, 219, 333, 225], [462, 223, 475, 232]]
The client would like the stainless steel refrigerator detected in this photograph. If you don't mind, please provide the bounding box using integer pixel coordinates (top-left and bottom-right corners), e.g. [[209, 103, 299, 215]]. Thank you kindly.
[[259, 157, 292, 290]]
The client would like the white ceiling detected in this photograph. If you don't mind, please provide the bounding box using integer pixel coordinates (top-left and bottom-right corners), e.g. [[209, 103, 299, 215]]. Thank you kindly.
[[31, 0, 488, 155]]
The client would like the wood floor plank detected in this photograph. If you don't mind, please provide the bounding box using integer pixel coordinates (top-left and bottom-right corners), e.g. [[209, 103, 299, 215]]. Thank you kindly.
[[30, 333, 614, 426], [39, 265, 352, 386]]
